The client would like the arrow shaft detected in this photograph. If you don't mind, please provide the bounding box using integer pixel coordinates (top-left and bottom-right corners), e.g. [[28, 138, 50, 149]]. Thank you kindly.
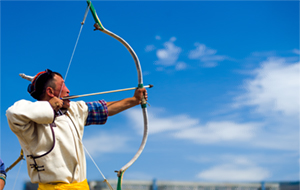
[[62, 84, 153, 100]]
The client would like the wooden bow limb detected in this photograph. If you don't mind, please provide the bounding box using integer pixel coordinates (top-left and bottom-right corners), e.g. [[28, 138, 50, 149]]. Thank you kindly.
[[5, 149, 24, 173]]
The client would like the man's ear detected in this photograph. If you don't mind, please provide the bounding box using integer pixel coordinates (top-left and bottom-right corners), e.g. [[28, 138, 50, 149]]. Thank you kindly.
[[45, 87, 55, 98]]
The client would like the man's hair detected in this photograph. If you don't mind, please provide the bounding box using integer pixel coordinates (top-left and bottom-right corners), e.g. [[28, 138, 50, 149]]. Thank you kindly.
[[27, 69, 62, 100]]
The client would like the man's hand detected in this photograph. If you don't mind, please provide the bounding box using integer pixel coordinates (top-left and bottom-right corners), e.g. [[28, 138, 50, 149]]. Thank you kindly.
[[49, 97, 63, 111], [133, 88, 148, 106]]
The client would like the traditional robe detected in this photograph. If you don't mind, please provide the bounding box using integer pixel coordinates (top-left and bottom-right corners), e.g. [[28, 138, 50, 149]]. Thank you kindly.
[[6, 99, 107, 184]]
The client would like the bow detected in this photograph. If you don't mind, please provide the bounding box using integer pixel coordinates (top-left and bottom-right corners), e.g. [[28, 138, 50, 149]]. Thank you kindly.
[[5, 150, 24, 173], [86, 1, 149, 190]]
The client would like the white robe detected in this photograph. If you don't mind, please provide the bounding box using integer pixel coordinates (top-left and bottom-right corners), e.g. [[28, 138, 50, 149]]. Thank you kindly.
[[6, 100, 90, 184]]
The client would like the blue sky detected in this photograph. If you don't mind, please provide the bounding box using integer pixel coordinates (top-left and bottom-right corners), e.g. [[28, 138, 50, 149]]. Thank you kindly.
[[1, 1, 299, 189]]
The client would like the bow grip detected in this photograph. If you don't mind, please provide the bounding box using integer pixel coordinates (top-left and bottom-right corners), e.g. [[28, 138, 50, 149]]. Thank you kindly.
[[138, 84, 147, 108]]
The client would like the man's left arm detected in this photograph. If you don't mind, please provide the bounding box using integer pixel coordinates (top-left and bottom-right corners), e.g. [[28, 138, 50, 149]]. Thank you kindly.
[[107, 88, 147, 116]]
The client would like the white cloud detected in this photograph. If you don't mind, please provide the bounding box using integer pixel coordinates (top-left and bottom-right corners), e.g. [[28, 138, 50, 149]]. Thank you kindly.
[[197, 163, 270, 181], [170, 37, 177, 42], [175, 62, 187, 70], [231, 56, 299, 151], [190, 153, 297, 165], [125, 106, 298, 150], [200, 55, 228, 62], [189, 43, 216, 58], [155, 35, 161, 40], [156, 67, 165, 72], [202, 62, 218, 68], [152, 39, 229, 71], [197, 155, 270, 181], [189, 43, 228, 66], [292, 49, 300, 55], [234, 58, 300, 117], [83, 132, 130, 156], [172, 121, 260, 144], [145, 45, 156, 52], [252, 129, 298, 150], [125, 108, 199, 135], [126, 108, 261, 145], [123, 54, 299, 151], [155, 37, 182, 67]]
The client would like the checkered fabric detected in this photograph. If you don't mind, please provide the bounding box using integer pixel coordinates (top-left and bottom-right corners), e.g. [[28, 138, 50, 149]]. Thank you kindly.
[[85, 100, 108, 126]]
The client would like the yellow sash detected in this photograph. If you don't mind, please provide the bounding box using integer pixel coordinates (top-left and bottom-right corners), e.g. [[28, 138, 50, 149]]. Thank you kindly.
[[38, 179, 90, 190]]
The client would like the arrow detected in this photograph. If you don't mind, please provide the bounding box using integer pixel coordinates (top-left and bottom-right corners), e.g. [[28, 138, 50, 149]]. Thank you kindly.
[[62, 84, 153, 100]]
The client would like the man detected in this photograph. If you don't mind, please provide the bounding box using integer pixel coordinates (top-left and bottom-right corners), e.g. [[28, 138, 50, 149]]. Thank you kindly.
[[6, 69, 147, 189], [0, 158, 6, 190]]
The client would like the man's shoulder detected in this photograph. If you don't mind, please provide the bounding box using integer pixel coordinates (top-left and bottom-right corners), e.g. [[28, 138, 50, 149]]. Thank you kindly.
[[7, 99, 32, 111], [12, 99, 32, 105], [7, 99, 48, 110], [70, 100, 86, 107], [69, 101, 88, 112]]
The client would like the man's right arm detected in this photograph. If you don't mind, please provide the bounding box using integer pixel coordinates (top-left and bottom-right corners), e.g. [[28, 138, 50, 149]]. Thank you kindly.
[[107, 88, 147, 116], [6, 100, 55, 127]]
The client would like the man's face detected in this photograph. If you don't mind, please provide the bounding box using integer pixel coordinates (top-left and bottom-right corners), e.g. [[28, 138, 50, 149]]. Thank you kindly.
[[53, 74, 70, 109]]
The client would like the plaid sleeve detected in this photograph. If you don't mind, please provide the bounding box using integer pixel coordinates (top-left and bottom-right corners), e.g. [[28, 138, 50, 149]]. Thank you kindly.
[[85, 100, 108, 126]]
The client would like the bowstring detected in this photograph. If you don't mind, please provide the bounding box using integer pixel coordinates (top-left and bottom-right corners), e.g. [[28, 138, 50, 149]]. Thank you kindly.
[[12, 159, 23, 190], [58, 4, 91, 98], [58, 25, 83, 98], [82, 145, 106, 180], [59, 3, 111, 186], [67, 111, 111, 189], [82, 141, 114, 190]]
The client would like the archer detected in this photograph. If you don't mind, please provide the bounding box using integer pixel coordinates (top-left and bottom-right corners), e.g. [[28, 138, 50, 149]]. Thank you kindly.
[[6, 69, 147, 189]]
